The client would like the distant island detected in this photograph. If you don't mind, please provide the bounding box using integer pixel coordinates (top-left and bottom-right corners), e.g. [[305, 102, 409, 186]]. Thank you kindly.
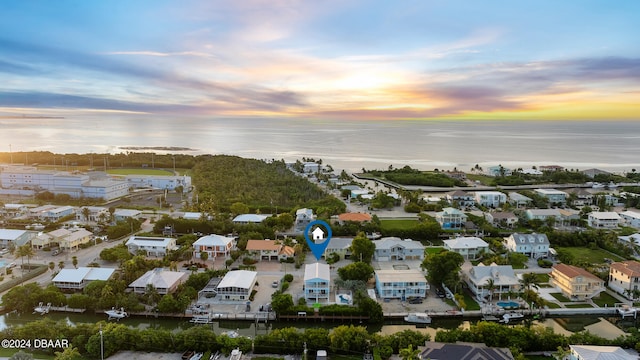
[[119, 146, 196, 151]]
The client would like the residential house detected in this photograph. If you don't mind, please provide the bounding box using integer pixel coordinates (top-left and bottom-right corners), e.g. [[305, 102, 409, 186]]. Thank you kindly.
[[336, 212, 372, 224], [474, 191, 507, 208], [620, 210, 640, 229], [525, 209, 562, 222], [609, 261, 640, 300], [550, 263, 605, 300], [508, 192, 532, 209], [375, 269, 429, 300], [445, 170, 467, 181], [569, 345, 637, 360], [443, 237, 489, 260], [232, 214, 269, 224], [295, 208, 315, 231], [129, 268, 188, 295], [567, 188, 594, 207], [581, 168, 612, 178], [216, 270, 258, 301], [113, 209, 142, 222], [521, 168, 543, 176], [31, 231, 54, 249], [304, 262, 331, 304], [419, 342, 514, 360], [0, 229, 36, 248], [486, 212, 518, 228], [464, 264, 520, 301], [126, 236, 178, 257], [618, 233, 640, 246], [75, 206, 109, 223], [41, 205, 76, 222], [559, 209, 582, 227], [446, 190, 476, 207], [372, 237, 425, 261], [534, 189, 568, 205], [503, 233, 550, 259], [182, 212, 205, 220], [245, 239, 289, 261], [487, 166, 512, 177], [322, 237, 353, 260], [192, 234, 235, 259], [435, 207, 468, 229], [1, 203, 29, 217], [588, 211, 621, 229], [59, 227, 93, 251], [53, 267, 116, 290], [124, 174, 191, 190]]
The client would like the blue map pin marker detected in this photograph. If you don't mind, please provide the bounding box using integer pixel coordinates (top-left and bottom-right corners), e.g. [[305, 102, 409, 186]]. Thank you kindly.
[[304, 220, 332, 261]]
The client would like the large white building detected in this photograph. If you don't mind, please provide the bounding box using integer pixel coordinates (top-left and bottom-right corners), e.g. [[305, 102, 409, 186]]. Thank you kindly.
[[463, 264, 520, 301], [125, 175, 191, 190], [534, 189, 568, 205], [372, 237, 425, 261], [217, 270, 258, 301], [609, 261, 640, 300], [126, 236, 178, 257], [503, 233, 550, 259], [129, 268, 188, 295], [193, 234, 235, 259], [619, 211, 640, 229], [474, 191, 507, 208], [304, 263, 331, 304], [588, 212, 621, 229], [443, 237, 489, 260], [53, 267, 116, 290], [0, 229, 36, 248], [375, 269, 429, 300], [0, 166, 129, 200]]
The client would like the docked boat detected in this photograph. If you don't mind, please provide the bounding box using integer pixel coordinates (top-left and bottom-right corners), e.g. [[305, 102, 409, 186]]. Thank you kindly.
[[404, 312, 432, 324], [500, 312, 525, 323], [190, 315, 211, 324], [33, 302, 51, 315], [105, 307, 128, 320], [617, 305, 638, 318]]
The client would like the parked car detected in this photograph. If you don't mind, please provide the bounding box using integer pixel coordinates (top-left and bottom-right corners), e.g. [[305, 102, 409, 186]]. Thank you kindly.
[[272, 280, 279, 288], [408, 297, 423, 304], [435, 288, 446, 298]]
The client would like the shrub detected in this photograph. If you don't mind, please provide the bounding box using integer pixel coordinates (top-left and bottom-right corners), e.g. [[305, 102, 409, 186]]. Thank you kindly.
[[281, 282, 290, 292], [283, 274, 294, 283], [538, 259, 553, 268]]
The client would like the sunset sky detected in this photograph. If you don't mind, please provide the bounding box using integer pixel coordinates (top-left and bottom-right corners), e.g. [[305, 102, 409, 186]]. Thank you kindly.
[[1, 0, 639, 121]]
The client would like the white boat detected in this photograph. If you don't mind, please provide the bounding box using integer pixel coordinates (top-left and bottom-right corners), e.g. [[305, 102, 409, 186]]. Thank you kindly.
[[500, 312, 525, 323], [617, 305, 637, 318], [105, 307, 128, 320], [190, 315, 211, 324], [404, 312, 432, 324], [33, 302, 51, 315]]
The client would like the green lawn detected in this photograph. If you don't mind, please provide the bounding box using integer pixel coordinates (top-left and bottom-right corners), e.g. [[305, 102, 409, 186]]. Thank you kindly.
[[425, 247, 445, 256], [565, 303, 594, 308], [550, 293, 571, 302], [380, 219, 420, 231], [546, 302, 561, 309], [107, 168, 175, 176], [556, 246, 626, 263], [465, 174, 494, 186], [592, 292, 620, 307]]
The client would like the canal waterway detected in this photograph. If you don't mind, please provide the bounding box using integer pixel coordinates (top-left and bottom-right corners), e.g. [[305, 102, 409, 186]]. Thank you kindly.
[[0, 312, 635, 341]]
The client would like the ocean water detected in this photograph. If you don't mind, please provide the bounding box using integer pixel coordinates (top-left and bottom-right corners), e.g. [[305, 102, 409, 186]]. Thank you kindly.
[[1, 117, 638, 172]]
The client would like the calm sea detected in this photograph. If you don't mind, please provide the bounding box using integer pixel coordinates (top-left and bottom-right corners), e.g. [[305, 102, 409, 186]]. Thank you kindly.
[[2, 117, 639, 172]]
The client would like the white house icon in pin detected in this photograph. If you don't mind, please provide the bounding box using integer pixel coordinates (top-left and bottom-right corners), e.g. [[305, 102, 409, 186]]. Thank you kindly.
[[312, 227, 325, 240]]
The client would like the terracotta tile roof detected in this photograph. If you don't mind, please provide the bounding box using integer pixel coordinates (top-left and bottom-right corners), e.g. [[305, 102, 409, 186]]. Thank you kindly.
[[553, 263, 601, 281], [246, 239, 281, 251], [610, 260, 640, 278], [338, 213, 372, 222], [279, 246, 295, 257]]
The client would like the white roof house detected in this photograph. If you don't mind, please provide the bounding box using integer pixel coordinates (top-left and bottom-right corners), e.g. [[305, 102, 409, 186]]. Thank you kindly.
[[129, 268, 188, 295], [114, 209, 142, 221], [126, 236, 178, 256], [0, 229, 35, 248], [474, 191, 507, 208], [619, 210, 640, 228], [216, 270, 258, 301], [182, 212, 204, 220], [304, 262, 331, 282], [619, 233, 640, 246], [504, 233, 550, 259], [192, 234, 235, 259], [53, 267, 116, 290], [569, 345, 638, 360], [525, 208, 562, 221], [534, 189, 568, 204], [304, 263, 331, 303], [464, 264, 520, 300], [232, 214, 269, 224], [588, 211, 621, 229], [443, 237, 489, 260], [373, 237, 425, 261]]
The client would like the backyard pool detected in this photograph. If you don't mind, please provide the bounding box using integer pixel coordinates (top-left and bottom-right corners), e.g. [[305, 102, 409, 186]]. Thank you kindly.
[[497, 301, 520, 309]]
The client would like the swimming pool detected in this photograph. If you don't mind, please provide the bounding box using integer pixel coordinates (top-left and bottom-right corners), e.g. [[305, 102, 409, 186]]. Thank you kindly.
[[497, 301, 520, 309]]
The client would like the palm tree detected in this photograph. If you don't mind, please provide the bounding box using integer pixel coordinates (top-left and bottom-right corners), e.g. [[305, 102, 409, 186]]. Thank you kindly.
[[82, 207, 91, 223], [15, 244, 35, 273], [399, 344, 421, 360], [58, 261, 65, 271], [72, 256, 78, 269], [486, 278, 497, 302], [520, 273, 540, 303], [48, 261, 55, 272]]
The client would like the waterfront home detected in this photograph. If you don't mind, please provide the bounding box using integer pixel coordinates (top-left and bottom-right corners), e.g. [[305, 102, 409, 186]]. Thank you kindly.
[[474, 191, 507, 208], [217, 270, 258, 301], [443, 236, 489, 260], [435, 207, 467, 229], [374, 269, 429, 300], [0, 228, 36, 248], [550, 263, 605, 301], [192, 234, 235, 259], [609, 260, 640, 300], [372, 237, 425, 261], [503, 233, 549, 259], [232, 214, 269, 224], [419, 341, 514, 360], [508, 192, 532, 209], [336, 212, 372, 224], [295, 208, 315, 231], [126, 235, 178, 257], [245, 239, 292, 261], [587, 211, 621, 229], [619, 210, 640, 229], [569, 345, 637, 360], [463, 264, 520, 302], [304, 262, 331, 304], [534, 188, 568, 205], [524, 208, 562, 222], [322, 237, 353, 260], [485, 212, 518, 228], [446, 190, 475, 207], [53, 267, 116, 290], [129, 268, 188, 295]]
